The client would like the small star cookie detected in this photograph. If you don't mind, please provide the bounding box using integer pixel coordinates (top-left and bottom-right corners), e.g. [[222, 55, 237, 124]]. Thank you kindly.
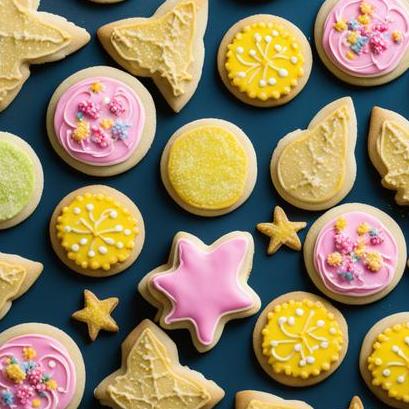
[[349, 396, 364, 409], [72, 290, 119, 341], [257, 206, 306, 255]]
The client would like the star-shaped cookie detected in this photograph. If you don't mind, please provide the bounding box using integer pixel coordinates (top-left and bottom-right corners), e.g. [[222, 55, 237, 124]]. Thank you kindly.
[[72, 289, 119, 341], [139, 231, 261, 352], [0, 0, 90, 112], [257, 206, 307, 255], [94, 319, 225, 409], [349, 397, 364, 409], [0, 252, 43, 319]]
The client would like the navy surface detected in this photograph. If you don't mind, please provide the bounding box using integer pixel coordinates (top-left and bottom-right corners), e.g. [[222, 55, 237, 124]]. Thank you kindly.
[[1, 0, 408, 408]]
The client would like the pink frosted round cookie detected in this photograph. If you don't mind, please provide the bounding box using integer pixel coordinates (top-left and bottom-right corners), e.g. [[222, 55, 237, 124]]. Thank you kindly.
[[304, 203, 407, 304], [47, 66, 156, 177], [0, 323, 85, 409], [315, 0, 409, 86]]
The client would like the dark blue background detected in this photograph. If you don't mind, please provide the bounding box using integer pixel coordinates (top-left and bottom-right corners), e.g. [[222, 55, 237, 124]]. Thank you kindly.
[[1, 0, 408, 408]]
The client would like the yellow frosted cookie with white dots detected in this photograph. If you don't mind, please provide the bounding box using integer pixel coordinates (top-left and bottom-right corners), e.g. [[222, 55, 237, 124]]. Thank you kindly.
[[50, 185, 145, 277]]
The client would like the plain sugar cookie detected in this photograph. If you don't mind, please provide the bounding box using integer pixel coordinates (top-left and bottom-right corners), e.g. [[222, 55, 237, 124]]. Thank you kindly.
[[360, 313, 409, 408], [161, 119, 257, 217], [315, 0, 409, 86], [46, 66, 156, 177], [218, 14, 312, 107], [0, 132, 44, 230], [304, 203, 407, 305], [253, 291, 348, 387], [270, 97, 357, 211], [0, 323, 85, 409], [236, 390, 314, 409], [49, 185, 145, 278]]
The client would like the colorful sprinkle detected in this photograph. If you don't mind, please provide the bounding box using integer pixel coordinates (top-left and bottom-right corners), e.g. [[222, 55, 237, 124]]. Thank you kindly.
[[22, 347, 36, 361], [89, 82, 104, 93], [78, 100, 100, 120], [111, 121, 130, 140], [334, 19, 348, 32], [72, 120, 90, 142], [335, 217, 347, 232]]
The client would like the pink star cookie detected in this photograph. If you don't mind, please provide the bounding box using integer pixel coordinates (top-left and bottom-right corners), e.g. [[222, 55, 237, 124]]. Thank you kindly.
[[139, 232, 261, 352]]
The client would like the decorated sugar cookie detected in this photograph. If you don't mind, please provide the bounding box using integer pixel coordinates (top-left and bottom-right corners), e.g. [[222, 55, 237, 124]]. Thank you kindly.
[[49, 185, 145, 278], [0, 253, 43, 320], [161, 119, 257, 217], [257, 206, 307, 255], [94, 319, 225, 408], [270, 97, 357, 211], [0, 323, 85, 409], [315, 0, 409, 86], [47, 66, 156, 177], [97, 0, 208, 112], [368, 106, 409, 205], [235, 390, 314, 409], [0, 133, 43, 230], [72, 290, 119, 341], [360, 312, 409, 408], [0, 0, 90, 112], [253, 291, 348, 386], [218, 15, 312, 107], [139, 232, 261, 352], [304, 203, 406, 305]]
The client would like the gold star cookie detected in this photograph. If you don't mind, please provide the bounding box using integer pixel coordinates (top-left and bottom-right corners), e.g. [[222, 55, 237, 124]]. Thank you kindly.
[[257, 206, 306, 255], [0, 0, 90, 112], [72, 290, 119, 341], [349, 397, 364, 409]]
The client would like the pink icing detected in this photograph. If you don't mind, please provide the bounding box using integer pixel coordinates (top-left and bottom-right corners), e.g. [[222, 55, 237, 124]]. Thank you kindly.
[[313, 211, 398, 297], [54, 76, 145, 166], [322, 0, 409, 76], [0, 334, 76, 409], [152, 237, 254, 346]]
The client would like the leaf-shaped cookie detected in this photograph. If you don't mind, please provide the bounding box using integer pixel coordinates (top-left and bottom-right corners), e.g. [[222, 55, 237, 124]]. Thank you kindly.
[[271, 97, 357, 211], [0, 252, 43, 319], [97, 0, 208, 113], [95, 320, 224, 409], [349, 396, 364, 409], [0, 0, 90, 112], [235, 391, 314, 409], [368, 107, 409, 205]]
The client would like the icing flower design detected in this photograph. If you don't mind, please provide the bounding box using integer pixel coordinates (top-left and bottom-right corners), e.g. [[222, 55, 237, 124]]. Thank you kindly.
[[54, 77, 145, 166], [323, 0, 409, 76]]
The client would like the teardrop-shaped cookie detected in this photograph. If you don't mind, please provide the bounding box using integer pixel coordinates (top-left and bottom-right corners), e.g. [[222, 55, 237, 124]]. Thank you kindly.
[[349, 396, 364, 409], [271, 97, 357, 211], [368, 107, 409, 205], [0, 253, 43, 319]]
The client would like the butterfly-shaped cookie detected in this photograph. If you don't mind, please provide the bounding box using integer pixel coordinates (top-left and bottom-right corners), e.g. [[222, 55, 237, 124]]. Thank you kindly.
[[94, 319, 224, 409], [97, 0, 208, 113], [369, 107, 409, 205], [0, 252, 43, 319], [271, 97, 357, 211], [0, 0, 90, 112]]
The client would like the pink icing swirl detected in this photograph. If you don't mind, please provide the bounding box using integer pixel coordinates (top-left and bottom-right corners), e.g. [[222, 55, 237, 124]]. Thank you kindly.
[[313, 211, 398, 297], [54, 76, 145, 166], [322, 0, 409, 76], [0, 335, 76, 409]]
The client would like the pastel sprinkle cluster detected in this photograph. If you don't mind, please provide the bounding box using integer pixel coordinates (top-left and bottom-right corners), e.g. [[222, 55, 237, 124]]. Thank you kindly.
[[72, 82, 130, 147], [326, 217, 385, 282], [333, 1, 402, 60], [1, 347, 58, 409]]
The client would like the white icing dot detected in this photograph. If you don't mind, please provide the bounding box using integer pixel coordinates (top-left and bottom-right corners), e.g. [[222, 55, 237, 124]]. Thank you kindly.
[[105, 238, 115, 245], [237, 71, 246, 78], [405, 336, 409, 345], [317, 320, 325, 328], [88, 250, 96, 258], [115, 225, 124, 232], [64, 226, 72, 233], [271, 340, 278, 347], [254, 33, 262, 42], [48, 360, 56, 369], [116, 242, 124, 249], [73, 207, 81, 215], [329, 328, 337, 335], [103, 96, 111, 104], [288, 316, 295, 326], [265, 35, 272, 43], [236, 46, 244, 54], [294, 343, 302, 352], [249, 49, 257, 57], [110, 210, 118, 219], [272, 30, 279, 37], [392, 345, 400, 353], [86, 204, 94, 211], [71, 244, 80, 252], [99, 246, 108, 255], [278, 317, 287, 325], [397, 375, 406, 384], [278, 68, 289, 78], [320, 341, 329, 349], [259, 79, 267, 88], [57, 387, 65, 393], [299, 360, 306, 367], [383, 369, 391, 377], [295, 308, 304, 316], [290, 56, 298, 64], [274, 44, 282, 52], [80, 238, 88, 246], [268, 78, 277, 86], [306, 356, 315, 364], [124, 228, 132, 236]]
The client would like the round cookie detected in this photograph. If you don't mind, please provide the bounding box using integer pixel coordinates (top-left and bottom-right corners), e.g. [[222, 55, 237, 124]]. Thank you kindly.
[[0, 132, 43, 230], [47, 66, 156, 177], [218, 15, 312, 108], [253, 291, 348, 387], [49, 185, 145, 277], [304, 203, 406, 305], [160, 119, 257, 217], [0, 323, 85, 409], [88, 0, 125, 3], [315, 0, 409, 86], [360, 313, 409, 408]]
